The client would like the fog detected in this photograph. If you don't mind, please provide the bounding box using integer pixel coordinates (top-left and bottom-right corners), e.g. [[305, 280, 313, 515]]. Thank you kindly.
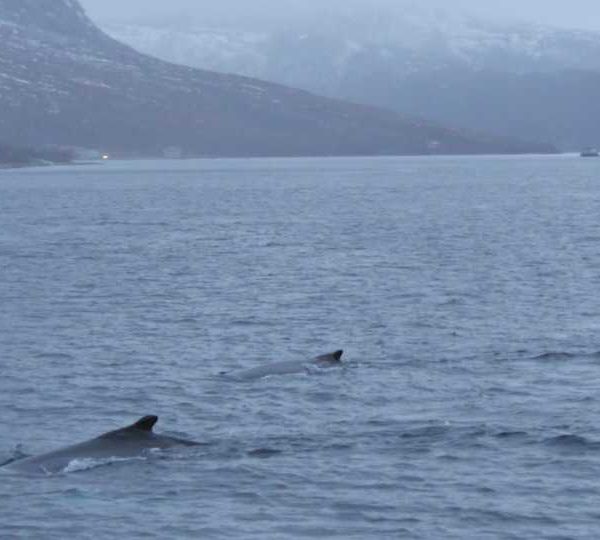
[[79, 0, 600, 32]]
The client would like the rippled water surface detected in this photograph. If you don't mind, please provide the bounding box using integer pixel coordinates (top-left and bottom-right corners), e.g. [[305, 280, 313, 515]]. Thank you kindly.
[[2, 155, 600, 539]]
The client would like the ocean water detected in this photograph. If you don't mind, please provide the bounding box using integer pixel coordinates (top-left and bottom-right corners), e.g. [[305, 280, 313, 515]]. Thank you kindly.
[[1, 155, 600, 539]]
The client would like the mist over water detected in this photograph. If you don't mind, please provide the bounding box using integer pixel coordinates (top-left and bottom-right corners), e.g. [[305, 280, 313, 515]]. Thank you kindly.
[[1, 155, 600, 539]]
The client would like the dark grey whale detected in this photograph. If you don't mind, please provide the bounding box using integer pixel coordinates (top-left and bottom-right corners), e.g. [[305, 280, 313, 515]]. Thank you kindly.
[[4, 415, 199, 475], [223, 350, 344, 381]]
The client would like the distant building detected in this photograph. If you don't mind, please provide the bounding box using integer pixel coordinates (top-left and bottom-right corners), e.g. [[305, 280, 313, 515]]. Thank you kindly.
[[70, 147, 103, 160], [427, 140, 442, 153], [163, 146, 183, 159]]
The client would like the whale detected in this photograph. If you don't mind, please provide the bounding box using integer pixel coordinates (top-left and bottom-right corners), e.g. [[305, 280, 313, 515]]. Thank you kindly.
[[3, 415, 200, 475], [222, 350, 344, 381]]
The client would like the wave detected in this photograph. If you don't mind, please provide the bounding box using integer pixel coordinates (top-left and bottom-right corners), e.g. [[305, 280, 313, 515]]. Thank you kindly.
[[246, 448, 282, 459], [533, 352, 578, 361], [0, 445, 27, 468], [494, 431, 529, 439], [0, 456, 17, 468], [33, 352, 75, 361], [532, 351, 600, 361], [63, 456, 147, 474], [544, 434, 600, 450]]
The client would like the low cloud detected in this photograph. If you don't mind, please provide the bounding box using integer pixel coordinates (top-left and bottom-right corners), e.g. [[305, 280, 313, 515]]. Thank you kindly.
[[79, 0, 600, 32]]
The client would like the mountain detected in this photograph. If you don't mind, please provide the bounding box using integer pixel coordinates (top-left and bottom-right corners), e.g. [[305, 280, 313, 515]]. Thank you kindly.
[[0, 0, 553, 157], [102, 5, 600, 150]]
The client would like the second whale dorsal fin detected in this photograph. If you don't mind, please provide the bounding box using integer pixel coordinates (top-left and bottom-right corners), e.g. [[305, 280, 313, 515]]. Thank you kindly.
[[129, 415, 158, 432]]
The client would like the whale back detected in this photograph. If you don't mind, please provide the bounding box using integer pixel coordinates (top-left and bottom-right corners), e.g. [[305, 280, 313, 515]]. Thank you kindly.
[[223, 349, 344, 381], [94, 415, 199, 448], [4, 415, 201, 474]]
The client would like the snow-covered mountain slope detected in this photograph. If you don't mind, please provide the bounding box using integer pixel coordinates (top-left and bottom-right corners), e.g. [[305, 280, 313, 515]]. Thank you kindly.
[[101, 6, 600, 149], [104, 13, 600, 81], [0, 0, 553, 156]]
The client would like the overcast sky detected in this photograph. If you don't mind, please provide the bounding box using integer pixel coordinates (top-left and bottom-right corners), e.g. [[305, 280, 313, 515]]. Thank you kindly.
[[79, 0, 600, 32]]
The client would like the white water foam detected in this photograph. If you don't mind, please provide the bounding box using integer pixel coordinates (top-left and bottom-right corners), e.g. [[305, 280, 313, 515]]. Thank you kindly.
[[62, 456, 147, 474]]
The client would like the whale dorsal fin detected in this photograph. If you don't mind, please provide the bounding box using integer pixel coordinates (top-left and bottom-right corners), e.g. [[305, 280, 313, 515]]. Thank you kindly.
[[129, 415, 158, 432], [313, 350, 344, 364]]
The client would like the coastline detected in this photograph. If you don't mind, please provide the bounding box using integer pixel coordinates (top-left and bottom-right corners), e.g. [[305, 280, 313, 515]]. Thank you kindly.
[[0, 160, 94, 171]]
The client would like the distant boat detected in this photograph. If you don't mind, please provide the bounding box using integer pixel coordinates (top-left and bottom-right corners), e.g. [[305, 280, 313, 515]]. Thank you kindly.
[[580, 148, 599, 157]]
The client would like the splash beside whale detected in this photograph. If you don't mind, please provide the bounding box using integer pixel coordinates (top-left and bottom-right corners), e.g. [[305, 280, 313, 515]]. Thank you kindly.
[[3, 415, 199, 475], [222, 350, 344, 381]]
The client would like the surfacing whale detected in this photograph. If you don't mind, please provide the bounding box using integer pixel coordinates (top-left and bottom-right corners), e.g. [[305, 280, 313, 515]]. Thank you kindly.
[[223, 350, 344, 381], [4, 415, 199, 475]]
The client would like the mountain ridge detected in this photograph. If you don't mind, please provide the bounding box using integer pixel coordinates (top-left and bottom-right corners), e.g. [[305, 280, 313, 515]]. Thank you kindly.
[[0, 0, 554, 157], [101, 8, 600, 150]]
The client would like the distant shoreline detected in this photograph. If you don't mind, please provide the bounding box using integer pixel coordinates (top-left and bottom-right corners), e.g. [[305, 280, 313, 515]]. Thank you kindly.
[[0, 161, 67, 170], [0, 159, 97, 171], [0, 152, 576, 171]]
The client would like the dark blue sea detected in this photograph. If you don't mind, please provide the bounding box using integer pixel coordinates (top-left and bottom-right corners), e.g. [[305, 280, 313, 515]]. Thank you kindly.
[[1, 155, 600, 539]]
